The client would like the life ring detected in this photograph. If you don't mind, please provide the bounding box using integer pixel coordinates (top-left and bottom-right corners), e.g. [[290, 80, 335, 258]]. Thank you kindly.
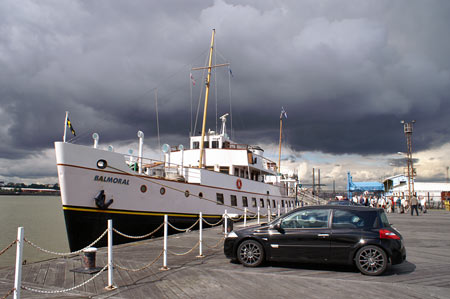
[[236, 179, 242, 190]]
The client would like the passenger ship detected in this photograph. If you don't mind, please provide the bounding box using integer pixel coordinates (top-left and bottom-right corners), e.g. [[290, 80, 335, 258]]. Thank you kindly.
[[55, 30, 299, 251]]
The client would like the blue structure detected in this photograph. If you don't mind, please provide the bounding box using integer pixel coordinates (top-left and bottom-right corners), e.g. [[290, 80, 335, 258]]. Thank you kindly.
[[347, 172, 384, 198]]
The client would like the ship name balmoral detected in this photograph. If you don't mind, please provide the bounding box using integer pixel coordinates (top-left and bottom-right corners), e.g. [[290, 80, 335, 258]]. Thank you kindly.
[[94, 175, 130, 185]]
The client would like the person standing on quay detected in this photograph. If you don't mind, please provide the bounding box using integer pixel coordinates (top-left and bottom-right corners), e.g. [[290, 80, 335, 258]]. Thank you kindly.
[[411, 195, 419, 216]]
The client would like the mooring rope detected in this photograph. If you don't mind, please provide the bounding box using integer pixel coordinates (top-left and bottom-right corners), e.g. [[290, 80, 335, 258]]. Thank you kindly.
[[113, 223, 164, 239]]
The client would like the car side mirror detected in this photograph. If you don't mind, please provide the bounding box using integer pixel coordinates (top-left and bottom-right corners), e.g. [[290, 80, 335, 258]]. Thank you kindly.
[[271, 222, 285, 233]]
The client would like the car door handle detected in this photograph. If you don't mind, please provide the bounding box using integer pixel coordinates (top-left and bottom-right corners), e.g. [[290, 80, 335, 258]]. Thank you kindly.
[[318, 234, 329, 238]]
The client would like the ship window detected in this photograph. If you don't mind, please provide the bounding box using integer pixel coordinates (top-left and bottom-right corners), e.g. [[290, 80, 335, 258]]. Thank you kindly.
[[212, 140, 219, 148], [199, 192, 203, 198], [260, 198, 264, 207], [272, 200, 276, 208], [204, 141, 209, 148], [281, 200, 285, 208], [230, 195, 237, 206], [252, 197, 257, 207], [267, 199, 270, 208], [242, 196, 248, 207], [193, 141, 199, 149], [235, 168, 239, 177], [216, 193, 224, 205]]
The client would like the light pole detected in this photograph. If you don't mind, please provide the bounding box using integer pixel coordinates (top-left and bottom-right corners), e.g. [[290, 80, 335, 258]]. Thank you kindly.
[[400, 120, 416, 203]]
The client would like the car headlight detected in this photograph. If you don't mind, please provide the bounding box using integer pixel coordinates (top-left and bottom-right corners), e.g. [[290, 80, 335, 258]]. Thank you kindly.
[[227, 231, 238, 238]]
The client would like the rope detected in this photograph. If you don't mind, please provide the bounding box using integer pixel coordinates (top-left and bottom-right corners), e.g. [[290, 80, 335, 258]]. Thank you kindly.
[[24, 229, 107, 256], [113, 249, 164, 272], [230, 215, 244, 222], [113, 223, 164, 239], [168, 241, 200, 256], [202, 217, 224, 226], [0, 288, 15, 299], [167, 218, 200, 232], [204, 236, 225, 249], [0, 240, 16, 256], [22, 265, 107, 294]]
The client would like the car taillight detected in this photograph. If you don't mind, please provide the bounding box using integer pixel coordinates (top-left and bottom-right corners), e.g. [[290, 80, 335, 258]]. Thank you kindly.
[[379, 229, 400, 240]]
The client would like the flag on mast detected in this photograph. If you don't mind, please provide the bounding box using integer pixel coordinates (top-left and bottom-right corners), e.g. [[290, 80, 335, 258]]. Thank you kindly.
[[281, 107, 288, 119], [67, 118, 76, 136], [190, 72, 196, 86]]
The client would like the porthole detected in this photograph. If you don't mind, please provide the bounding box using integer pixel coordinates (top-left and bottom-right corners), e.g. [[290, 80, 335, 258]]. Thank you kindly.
[[198, 192, 203, 198], [160, 187, 166, 195], [97, 159, 107, 169], [185, 190, 190, 197], [140, 185, 147, 193]]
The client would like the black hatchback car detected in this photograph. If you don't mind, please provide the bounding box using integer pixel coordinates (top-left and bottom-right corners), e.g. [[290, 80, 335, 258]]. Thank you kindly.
[[224, 205, 406, 276]]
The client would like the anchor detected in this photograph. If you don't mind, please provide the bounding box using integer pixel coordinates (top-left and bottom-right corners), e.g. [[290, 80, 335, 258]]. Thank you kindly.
[[94, 190, 113, 209]]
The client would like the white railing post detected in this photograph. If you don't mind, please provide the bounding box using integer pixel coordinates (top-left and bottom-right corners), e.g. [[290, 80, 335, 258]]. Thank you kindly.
[[284, 205, 287, 214], [197, 213, 203, 258], [268, 207, 271, 222], [160, 215, 169, 270], [244, 208, 247, 227], [257, 207, 260, 224], [277, 204, 280, 217], [106, 219, 115, 289], [14, 227, 24, 299], [224, 210, 228, 234]]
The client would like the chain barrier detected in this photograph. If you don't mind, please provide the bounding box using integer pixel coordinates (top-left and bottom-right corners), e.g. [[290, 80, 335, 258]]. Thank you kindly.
[[21, 265, 107, 294], [0, 288, 15, 299], [204, 236, 226, 249], [202, 217, 223, 226], [0, 240, 16, 257], [113, 223, 164, 239], [230, 215, 244, 222], [113, 249, 164, 272], [23, 229, 107, 256], [167, 218, 200, 232], [168, 241, 200, 256]]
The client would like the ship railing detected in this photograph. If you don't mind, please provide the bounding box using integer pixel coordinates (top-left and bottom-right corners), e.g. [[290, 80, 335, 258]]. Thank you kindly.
[[2, 207, 295, 297]]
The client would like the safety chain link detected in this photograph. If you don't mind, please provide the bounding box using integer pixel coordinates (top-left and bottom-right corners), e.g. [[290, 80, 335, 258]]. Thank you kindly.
[[202, 217, 224, 226], [167, 218, 200, 232], [113, 223, 164, 239], [230, 215, 244, 222], [168, 241, 200, 256], [0, 240, 16, 256], [204, 236, 226, 249], [1, 288, 15, 299], [113, 249, 164, 272], [21, 265, 107, 294], [24, 229, 107, 256]]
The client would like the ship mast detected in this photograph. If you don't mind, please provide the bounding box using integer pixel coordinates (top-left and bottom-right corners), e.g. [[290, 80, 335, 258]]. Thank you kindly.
[[198, 29, 216, 168]]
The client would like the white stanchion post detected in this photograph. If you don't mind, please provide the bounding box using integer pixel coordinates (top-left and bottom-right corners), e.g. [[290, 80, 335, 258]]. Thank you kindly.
[[277, 204, 280, 217], [244, 208, 247, 227], [106, 219, 115, 290], [285, 205, 287, 214], [160, 215, 169, 270], [224, 210, 228, 234], [197, 213, 204, 258], [268, 207, 271, 222], [257, 207, 260, 224], [14, 227, 24, 299]]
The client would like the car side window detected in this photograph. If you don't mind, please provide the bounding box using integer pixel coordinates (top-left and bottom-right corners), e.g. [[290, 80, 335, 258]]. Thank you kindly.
[[280, 209, 330, 229], [332, 210, 377, 229]]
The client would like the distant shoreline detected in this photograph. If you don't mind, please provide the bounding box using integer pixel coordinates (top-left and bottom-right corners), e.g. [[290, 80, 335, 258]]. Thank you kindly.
[[0, 191, 60, 196]]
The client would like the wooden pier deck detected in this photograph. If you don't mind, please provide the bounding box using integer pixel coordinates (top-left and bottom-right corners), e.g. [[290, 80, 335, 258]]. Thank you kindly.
[[1, 210, 450, 298]]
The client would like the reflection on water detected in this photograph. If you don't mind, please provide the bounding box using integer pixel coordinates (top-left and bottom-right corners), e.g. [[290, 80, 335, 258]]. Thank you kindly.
[[0, 195, 69, 268]]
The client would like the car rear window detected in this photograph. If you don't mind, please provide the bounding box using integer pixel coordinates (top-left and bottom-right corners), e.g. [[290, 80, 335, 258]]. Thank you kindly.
[[379, 210, 391, 227], [332, 209, 378, 229]]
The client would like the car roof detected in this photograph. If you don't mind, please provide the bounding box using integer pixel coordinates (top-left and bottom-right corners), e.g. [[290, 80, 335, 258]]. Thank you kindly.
[[296, 205, 381, 212]]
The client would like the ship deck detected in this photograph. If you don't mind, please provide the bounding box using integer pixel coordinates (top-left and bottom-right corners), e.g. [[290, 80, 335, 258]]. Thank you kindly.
[[1, 211, 450, 298]]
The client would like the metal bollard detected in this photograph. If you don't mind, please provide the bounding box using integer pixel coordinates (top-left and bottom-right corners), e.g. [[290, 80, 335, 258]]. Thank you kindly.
[[82, 247, 97, 270]]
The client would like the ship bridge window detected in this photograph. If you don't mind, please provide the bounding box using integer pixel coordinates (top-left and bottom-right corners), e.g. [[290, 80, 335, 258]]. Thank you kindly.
[[230, 195, 237, 206], [193, 142, 199, 149], [212, 140, 219, 148], [252, 197, 257, 207], [216, 193, 224, 205], [242, 196, 248, 207], [204, 141, 209, 148]]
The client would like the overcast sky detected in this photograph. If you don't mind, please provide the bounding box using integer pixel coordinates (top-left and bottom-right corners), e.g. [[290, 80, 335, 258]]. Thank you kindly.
[[1, 0, 450, 188]]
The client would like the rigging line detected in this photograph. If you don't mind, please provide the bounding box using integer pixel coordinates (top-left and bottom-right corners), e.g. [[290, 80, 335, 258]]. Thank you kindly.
[[228, 65, 233, 139], [190, 65, 193, 136], [193, 52, 210, 135], [155, 89, 161, 160], [215, 41, 218, 133]]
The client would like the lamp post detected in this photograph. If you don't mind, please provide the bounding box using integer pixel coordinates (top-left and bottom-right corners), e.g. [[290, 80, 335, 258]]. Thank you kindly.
[[400, 120, 416, 204]]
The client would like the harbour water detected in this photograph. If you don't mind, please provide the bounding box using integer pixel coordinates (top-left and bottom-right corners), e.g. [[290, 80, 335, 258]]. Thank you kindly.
[[0, 195, 68, 268]]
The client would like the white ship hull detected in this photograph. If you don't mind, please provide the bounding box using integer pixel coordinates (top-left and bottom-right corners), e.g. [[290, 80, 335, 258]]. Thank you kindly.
[[55, 142, 296, 250]]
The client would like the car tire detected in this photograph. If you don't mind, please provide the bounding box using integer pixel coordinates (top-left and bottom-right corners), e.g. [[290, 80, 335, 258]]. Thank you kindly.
[[237, 240, 264, 267], [355, 245, 388, 276]]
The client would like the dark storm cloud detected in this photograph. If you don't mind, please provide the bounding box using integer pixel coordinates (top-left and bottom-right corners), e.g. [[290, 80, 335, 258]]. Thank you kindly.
[[1, 0, 450, 166]]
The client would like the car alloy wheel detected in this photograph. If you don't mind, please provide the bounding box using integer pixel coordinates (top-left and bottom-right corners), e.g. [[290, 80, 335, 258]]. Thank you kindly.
[[237, 240, 264, 267], [355, 245, 388, 276]]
